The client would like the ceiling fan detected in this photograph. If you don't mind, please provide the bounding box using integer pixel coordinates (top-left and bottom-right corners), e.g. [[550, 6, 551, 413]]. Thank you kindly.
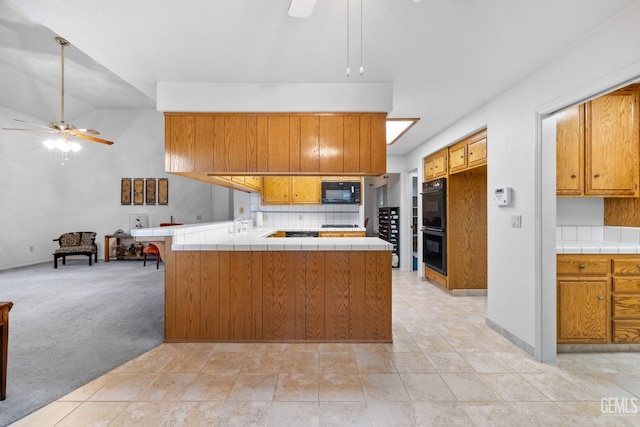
[[2, 36, 115, 151]]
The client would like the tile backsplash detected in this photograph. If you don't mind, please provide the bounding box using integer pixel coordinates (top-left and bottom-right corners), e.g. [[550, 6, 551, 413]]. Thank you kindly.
[[557, 225, 640, 243], [249, 193, 362, 228]]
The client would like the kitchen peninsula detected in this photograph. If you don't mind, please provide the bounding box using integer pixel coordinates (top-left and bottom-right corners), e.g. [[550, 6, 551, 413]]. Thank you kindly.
[[132, 222, 393, 343]]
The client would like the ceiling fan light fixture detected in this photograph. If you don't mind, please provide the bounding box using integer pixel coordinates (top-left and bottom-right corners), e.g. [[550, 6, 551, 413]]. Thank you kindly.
[[288, 0, 317, 17]]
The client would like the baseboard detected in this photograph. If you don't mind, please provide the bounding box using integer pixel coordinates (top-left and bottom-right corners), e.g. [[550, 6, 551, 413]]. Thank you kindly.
[[452, 289, 487, 296], [485, 317, 535, 357], [558, 343, 640, 353]]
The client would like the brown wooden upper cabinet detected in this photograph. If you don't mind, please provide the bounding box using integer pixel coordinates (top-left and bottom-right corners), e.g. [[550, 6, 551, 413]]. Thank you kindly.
[[557, 84, 640, 197], [448, 129, 487, 175], [424, 148, 447, 180], [165, 113, 387, 176]]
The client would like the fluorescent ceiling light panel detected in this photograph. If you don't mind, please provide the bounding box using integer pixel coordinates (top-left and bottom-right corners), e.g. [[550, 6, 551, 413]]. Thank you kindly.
[[288, 0, 317, 17], [386, 118, 420, 145]]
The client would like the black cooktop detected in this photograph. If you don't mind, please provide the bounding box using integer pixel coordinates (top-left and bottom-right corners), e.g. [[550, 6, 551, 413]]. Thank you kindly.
[[321, 224, 359, 228]]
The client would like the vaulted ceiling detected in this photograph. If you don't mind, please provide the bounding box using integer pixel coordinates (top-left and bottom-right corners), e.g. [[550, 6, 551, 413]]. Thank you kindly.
[[1, 0, 636, 155]]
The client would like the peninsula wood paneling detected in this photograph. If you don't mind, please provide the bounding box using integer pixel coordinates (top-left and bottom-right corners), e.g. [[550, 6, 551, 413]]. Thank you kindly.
[[365, 251, 392, 340], [175, 251, 201, 339], [296, 252, 325, 340], [164, 237, 177, 340], [324, 252, 352, 340], [263, 252, 296, 340], [200, 252, 220, 339], [228, 251, 254, 340], [165, 250, 391, 342]]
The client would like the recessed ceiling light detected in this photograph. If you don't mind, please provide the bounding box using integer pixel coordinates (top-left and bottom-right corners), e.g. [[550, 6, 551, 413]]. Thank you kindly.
[[288, 0, 317, 18], [386, 118, 420, 145]]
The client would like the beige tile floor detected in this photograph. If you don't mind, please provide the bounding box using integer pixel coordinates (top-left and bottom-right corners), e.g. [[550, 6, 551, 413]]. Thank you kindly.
[[11, 270, 640, 426]]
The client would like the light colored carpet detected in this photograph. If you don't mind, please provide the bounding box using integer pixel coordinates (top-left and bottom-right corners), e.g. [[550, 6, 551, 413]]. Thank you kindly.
[[0, 258, 164, 426]]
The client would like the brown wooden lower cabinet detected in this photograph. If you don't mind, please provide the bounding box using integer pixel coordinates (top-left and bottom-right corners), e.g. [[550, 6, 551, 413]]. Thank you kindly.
[[165, 249, 391, 342], [557, 254, 640, 344]]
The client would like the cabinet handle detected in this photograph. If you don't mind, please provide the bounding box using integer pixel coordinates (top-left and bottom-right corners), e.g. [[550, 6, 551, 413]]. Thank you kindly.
[[571, 174, 577, 178], [598, 296, 605, 301], [579, 264, 586, 269], [460, 155, 464, 159], [594, 174, 600, 178], [469, 152, 473, 156]]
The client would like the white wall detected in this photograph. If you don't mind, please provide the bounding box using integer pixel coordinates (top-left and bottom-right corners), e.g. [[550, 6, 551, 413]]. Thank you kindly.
[[403, 1, 640, 353], [556, 198, 604, 226], [0, 107, 215, 270]]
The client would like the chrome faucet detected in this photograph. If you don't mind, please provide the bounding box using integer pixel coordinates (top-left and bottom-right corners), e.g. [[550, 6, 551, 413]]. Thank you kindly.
[[233, 216, 246, 234]]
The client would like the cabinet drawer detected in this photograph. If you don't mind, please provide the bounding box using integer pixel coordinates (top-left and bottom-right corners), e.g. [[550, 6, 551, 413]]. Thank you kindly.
[[613, 320, 640, 343], [612, 259, 640, 275], [612, 295, 640, 318], [612, 278, 640, 293], [557, 258, 609, 276]]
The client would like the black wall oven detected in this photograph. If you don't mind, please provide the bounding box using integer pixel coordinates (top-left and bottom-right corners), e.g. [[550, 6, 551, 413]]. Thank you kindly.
[[423, 228, 446, 275], [422, 178, 447, 275]]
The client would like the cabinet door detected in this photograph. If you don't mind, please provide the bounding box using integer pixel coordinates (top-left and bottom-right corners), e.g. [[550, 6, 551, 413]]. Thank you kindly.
[[165, 115, 195, 173], [244, 176, 263, 191], [448, 143, 466, 174], [432, 151, 447, 178], [319, 115, 344, 173], [267, 115, 291, 173], [556, 105, 584, 196], [424, 159, 435, 180], [585, 87, 639, 197], [467, 137, 487, 168], [557, 279, 609, 342], [292, 177, 321, 204], [262, 177, 291, 205]]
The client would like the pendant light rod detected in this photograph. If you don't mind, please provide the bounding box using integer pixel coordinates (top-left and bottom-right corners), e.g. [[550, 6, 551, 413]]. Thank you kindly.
[[55, 37, 69, 124], [346, 0, 350, 77], [359, 0, 364, 75]]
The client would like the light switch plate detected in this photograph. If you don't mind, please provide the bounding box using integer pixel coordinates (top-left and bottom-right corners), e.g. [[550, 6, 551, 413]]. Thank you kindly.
[[511, 215, 522, 228]]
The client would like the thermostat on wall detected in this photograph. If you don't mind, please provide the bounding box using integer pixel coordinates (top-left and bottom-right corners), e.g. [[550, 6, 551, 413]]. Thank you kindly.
[[493, 186, 512, 206]]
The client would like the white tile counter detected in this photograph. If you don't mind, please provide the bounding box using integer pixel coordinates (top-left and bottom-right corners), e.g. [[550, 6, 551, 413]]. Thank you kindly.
[[557, 225, 640, 254], [131, 221, 391, 251]]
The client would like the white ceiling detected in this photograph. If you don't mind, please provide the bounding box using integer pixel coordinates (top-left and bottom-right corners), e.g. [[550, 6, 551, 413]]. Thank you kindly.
[[1, 0, 637, 155]]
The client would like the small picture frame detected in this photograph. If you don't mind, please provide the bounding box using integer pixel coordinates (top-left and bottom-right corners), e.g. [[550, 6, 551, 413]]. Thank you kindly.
[[133, 178, 144, 205], [121, 178, 132, 205], [158, 178, 169, 205], [129, 214, 149, 232], [145, 178, 157, 205]]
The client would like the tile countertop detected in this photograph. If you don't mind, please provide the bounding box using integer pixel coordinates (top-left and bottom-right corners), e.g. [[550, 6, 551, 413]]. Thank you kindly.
[[556, 225, 640, 254], [131, 223, 390, 252]]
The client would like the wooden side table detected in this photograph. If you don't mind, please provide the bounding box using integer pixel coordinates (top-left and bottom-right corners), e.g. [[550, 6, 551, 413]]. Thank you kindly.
[[1, 301, 13, 401]]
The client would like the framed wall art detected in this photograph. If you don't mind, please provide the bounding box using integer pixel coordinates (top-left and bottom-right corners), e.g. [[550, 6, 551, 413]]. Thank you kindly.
[[121, 178, 132, 205], [158, 178, 169, 205], [145, 178, 157, 205], [133, 178, 144, 205]]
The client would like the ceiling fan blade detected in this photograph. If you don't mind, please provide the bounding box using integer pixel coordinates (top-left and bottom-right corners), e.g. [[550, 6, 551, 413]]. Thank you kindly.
[[1, 127, 55, 132], [70, 132, 114, 145], [74, 128, 100, 135], [13, 118, 53, 130]]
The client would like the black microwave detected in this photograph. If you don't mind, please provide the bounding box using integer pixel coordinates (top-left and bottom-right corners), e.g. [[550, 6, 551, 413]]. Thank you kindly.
[[321, 181, 361, 204]]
